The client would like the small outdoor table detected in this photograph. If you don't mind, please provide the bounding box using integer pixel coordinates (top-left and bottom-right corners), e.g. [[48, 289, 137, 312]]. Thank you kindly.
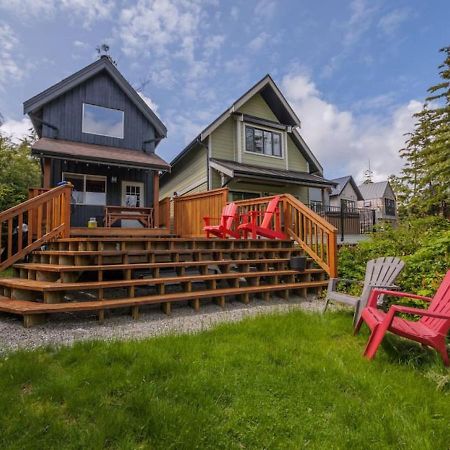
[[104, 206, 154, 228]]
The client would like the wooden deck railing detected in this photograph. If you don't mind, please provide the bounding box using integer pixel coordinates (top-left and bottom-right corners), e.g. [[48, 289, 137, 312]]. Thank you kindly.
[[234, 194, 338, 277], [0, 184, 72, 270], [158, 197, 171, 229], [170, 189, 337, 276], [173, 188, 229, 237]]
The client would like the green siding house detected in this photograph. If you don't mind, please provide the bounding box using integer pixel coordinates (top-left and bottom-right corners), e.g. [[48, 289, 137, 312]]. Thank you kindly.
[[160, 74, 335, 204]]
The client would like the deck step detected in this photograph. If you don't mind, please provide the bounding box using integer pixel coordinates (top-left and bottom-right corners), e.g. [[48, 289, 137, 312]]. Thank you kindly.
[[0, 280, 327, 317], [0, 269, 322, 293], [32, 248, 297, 257], [14, 258, 292, 273]]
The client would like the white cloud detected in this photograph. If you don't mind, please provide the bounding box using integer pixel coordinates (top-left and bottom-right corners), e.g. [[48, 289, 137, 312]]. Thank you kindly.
[[0, 0, 114, 27], [254, 0, 276, 21], [138, 92, 158, 113], [378, 8, 411, 35], [281, 72, 421, 181], [230, 6, 239, 20], [0, 117, 33, 143], [118, 0, 206, 57], [248, 32, 270, 52], [0, 22, 24, 86]]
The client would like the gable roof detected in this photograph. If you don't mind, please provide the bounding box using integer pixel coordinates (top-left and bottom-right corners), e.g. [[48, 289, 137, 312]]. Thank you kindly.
[[358, 181, 391, 199], [170, 74, 323, 175], [330, 175, 363, 200], [23, 56, 167, 139]]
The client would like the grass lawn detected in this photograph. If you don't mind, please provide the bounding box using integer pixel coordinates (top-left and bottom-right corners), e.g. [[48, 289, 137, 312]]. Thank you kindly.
[[0, 311, 448, 449]]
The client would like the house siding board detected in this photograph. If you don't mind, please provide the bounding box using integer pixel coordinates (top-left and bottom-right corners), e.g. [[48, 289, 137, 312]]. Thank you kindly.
[[210, 117, 235, 160], [242, 150, 287, 169], [42, 70, 156, 152], [237, 93, 279, 122], [330, 182, 360, 207], [51, 160, 153, 227], [160, 145, 207, 198], [287, 135, 308, 172]]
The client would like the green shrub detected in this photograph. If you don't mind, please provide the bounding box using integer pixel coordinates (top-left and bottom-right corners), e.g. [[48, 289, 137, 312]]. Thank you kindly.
[[338, 217, 450, 298]]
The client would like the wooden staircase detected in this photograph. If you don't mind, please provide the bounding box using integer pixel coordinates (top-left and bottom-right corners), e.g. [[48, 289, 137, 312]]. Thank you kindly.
[[0, 234, 328, 327]]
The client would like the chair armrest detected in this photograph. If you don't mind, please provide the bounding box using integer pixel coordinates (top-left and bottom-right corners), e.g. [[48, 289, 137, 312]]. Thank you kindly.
[[367, 289, 433, 308], [390, 305, 450, 320]]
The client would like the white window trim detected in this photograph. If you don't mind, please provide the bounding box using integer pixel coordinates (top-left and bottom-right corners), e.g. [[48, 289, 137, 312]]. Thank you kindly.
[[242, 123, 285, 160], [63, 172, 107, 206], [82, 103, 125, 139]]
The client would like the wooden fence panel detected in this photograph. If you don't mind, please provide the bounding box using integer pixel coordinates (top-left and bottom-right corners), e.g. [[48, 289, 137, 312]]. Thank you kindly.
[[173, 188, 228, 237]]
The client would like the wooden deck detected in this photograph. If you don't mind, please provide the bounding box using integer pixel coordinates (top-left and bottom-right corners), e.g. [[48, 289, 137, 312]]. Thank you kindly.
[[0, 234, 328, 326]]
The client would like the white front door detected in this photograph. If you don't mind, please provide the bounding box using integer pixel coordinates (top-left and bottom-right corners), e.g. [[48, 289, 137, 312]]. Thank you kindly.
[[121, 181, 145, 227]]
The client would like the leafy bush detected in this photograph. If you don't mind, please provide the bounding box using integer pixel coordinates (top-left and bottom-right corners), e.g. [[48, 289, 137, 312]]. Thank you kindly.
[[0, 134, 40, 212], [338, 217, 450, 297]]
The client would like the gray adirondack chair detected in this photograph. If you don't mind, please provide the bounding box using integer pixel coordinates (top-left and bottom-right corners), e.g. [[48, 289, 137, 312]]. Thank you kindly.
[[323, 257, 405, 327]]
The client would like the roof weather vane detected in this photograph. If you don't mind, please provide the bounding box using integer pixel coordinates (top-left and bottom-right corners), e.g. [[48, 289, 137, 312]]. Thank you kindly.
[[96, 44, 116, 66]]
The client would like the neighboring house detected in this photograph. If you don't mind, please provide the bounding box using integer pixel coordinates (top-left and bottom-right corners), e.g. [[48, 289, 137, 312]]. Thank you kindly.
[[24, 56, 170, 227], [160, 74, 335, 203], [357, 181, 397, 223], [329, 175, 364, 209]]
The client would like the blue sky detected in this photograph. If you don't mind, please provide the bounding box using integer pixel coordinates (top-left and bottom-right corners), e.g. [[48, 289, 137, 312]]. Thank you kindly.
[[0, 0, 448, 181]]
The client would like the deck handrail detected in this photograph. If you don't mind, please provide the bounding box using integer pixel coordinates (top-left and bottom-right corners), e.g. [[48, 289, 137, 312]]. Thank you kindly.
[[0, 184, 72, 271], [234, 194, 338, 277]]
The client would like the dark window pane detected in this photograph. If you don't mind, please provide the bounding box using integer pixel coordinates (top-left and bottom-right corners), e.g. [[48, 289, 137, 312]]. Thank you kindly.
[[263, 131, 272, 155], [273, 133, 281, 156], [86, 178, 105, 193], [245, 127, 254, 152], [254, 129, 263, 153]]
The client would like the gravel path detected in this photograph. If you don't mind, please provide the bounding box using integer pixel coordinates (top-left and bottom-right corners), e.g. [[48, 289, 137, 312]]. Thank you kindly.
[[0, 295, 325, 354]]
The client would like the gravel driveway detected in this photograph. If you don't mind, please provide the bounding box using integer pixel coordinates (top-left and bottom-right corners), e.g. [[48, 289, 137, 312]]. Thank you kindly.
[[0, 295, 324, 354]]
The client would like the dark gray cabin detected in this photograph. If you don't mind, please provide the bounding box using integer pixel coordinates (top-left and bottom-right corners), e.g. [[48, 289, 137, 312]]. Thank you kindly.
[[24, 56, 170, 227]]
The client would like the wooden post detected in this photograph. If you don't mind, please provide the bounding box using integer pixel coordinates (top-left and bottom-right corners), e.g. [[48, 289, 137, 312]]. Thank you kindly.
[[153, 171, 160, 227], [329, 230, 338, 278], [63, 185, 72, 238], [43, 158, 51, 189]]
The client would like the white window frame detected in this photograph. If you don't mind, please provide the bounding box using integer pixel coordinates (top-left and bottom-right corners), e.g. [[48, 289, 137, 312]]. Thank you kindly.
[[63, 172, 107, 206], [121, 181, 145, 207], [243, 123, 284, 160], [82, 103, 125, 139]]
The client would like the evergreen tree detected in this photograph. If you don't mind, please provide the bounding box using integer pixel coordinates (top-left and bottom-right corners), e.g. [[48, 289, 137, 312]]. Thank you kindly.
[[398, 46, 450, 217]]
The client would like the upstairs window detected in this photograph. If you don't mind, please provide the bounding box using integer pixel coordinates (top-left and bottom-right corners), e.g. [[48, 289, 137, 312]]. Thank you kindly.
[[384, 198, 396, 216], [82, 103, 124, 139], [245, 126, 282, 157]]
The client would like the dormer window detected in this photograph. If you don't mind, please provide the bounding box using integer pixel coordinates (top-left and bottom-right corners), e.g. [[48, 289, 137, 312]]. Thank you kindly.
[[245, 125, 282, 158], [82, 103, 124, 139]]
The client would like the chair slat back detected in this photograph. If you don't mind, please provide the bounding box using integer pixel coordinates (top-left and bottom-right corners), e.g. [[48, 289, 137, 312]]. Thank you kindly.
[[261, 196, 280, 229], [421, 271, 450, 334], [221, 202, 237, 230], [363, 256, 405, 289], [355, 257, 405, 325]]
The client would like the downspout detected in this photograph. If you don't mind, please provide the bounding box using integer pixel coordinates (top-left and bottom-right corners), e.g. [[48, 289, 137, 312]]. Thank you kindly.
[[194, 137, 210, 189], [29, 113, 59, 138]]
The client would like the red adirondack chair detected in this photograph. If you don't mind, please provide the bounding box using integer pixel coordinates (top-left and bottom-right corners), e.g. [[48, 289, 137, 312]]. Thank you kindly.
[[203, 202, 239, 239], [355, 271, 450, 366], [237, 196, 286, 239]]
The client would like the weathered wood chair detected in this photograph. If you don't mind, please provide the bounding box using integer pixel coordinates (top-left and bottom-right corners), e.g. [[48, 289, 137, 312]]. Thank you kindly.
[[323, 257, 405, 327], [237, 196, 286, 240], [355, 271, 450, 366], [203, 202, 239, 239]]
